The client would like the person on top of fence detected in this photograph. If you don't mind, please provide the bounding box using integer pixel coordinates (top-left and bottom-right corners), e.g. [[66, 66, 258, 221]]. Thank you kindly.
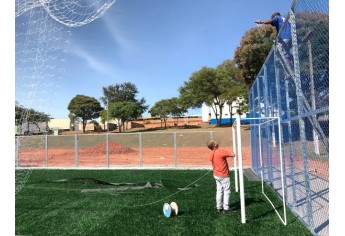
[[207, 140, 236, 214], [255, 12, 294, 75]]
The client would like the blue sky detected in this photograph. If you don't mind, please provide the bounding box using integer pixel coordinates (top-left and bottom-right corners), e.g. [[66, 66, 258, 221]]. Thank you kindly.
[[14, 0, 293, 119]]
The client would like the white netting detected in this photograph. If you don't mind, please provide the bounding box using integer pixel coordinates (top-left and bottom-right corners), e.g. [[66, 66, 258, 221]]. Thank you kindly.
[[16, 0, 116, 27], [15, 0, 116, 195], [16, 0, 41, 17]]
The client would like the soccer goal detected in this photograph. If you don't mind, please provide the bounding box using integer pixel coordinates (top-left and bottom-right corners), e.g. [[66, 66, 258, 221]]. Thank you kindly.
[[232, 115, 287, 225]]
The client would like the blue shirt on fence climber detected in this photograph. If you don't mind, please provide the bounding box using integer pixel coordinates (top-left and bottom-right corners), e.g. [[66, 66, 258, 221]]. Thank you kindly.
[[255, 12, 291, 43], [271, 13, 291, 43]]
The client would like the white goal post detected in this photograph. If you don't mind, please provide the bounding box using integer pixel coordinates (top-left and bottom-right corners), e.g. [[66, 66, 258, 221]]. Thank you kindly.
[[232, 114, 287, 225]]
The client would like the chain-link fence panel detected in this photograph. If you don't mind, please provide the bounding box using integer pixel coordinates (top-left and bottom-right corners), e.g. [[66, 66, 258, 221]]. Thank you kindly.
[[249, 0, 329, 235]]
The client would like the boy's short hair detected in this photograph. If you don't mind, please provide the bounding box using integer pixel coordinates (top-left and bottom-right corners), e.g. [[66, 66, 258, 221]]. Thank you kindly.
[[207, 140, 216, 150], [271, 12, 280, 19]]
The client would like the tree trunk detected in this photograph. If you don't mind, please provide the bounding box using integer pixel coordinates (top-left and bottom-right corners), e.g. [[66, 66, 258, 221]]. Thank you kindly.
[[229, 106, 234, 126], [82, 120, 86, 133]]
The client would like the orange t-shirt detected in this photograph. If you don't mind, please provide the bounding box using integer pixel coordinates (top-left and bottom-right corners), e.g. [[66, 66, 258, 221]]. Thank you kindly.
[[209, 149, 233, 177]]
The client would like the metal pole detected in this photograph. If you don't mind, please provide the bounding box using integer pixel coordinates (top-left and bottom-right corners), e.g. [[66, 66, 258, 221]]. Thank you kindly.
[[174, 132, 177, 167], [269, 91, 276, 148], [15, 136, 20, 167], [263, 66, 273, 183], [74, 135, 78, 168], [106, 133, 109, 168], [139, 133, 142, 167], [107, 98, 109, 133], [232, 125, 238, 192], [236, 114, 246, 224], [290, 9, 314, 229], [277, 118, 287, 225], [45, 135, 48, 167], [307, 38, 320, 155], [259, 125, 264, 192], [273, 45, 289, 213]]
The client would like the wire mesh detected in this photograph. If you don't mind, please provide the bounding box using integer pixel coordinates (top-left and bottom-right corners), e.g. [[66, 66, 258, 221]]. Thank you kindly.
[[249, 0, 329, 235]]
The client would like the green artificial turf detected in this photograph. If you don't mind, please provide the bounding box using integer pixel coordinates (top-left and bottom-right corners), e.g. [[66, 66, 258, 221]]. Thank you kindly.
[[15, 169, 312, 236]]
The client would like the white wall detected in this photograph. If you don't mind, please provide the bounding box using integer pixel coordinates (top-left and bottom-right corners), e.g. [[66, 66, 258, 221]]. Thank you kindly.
[[48, 118, 70, 130], [201, 99, 247, 123]]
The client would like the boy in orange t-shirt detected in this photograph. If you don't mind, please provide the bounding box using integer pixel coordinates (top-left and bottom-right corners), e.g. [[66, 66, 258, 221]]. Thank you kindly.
[[207, 140, 236, 214]]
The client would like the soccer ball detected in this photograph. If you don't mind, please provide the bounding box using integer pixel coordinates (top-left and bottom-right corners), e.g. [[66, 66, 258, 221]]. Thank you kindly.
[[163, 202, 179, 218], [163, 203, 172, 217], [170, 202, 178, 216]]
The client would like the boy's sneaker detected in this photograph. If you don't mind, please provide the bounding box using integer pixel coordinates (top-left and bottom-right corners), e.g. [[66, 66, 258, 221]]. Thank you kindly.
[[223, 209, 236, 214], [216, 208, 223, 213]]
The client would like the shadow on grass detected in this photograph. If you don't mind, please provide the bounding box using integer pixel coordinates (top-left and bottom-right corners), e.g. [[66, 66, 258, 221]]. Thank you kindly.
[[230, 198, 265, 211], [248, 208, 281, 222], [229, 197, 286, 223]]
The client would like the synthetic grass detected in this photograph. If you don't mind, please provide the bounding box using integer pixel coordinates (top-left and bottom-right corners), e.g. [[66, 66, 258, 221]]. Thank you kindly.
[[15, 169, 312, 236]]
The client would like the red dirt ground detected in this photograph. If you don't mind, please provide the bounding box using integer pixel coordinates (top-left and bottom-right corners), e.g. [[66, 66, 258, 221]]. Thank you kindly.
[[17, 140, 251, 168]]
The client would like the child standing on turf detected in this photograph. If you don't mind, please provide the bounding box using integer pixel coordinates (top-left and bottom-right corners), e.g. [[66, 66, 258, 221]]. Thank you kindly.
[[207, 140, 236, 214]]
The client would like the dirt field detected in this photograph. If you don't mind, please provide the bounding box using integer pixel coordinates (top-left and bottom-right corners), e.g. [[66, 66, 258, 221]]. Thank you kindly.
[[16, 127, 252, 168]]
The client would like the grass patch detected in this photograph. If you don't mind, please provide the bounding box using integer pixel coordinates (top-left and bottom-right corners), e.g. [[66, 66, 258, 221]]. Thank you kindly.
[[16, 169, 312, 236]]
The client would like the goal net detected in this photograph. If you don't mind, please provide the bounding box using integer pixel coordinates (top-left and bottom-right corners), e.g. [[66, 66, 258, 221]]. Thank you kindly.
[[232, 115, 287, 225], [15, 0, 116, 195]]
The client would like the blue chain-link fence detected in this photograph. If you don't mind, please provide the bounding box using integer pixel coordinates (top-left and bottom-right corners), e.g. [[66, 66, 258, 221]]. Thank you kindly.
[[249, 0, 329, 235]]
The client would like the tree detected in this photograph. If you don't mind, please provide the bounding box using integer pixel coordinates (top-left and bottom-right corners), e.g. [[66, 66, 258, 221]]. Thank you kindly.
[[234, 25, 276, 88], [99, 109, 107, 131], [222, 82, 248, 126], [100, 82, 148, 114], [26, 109, 51, 133], [295, 11, 329, 109], [67, 95, 103, 133], [15, 102, 27, 124], [108, 101, 141, 132], [215, 59, 248, 126], [149, 100, 169, 129], [100, 82, 137, 103], [179, 64, 235, 127], [169, 97, 188, 127], [149, 98, 187, 129], [100, 82, 148, 130], [68, 113, 78, 131], [15, 101, 51, 134]]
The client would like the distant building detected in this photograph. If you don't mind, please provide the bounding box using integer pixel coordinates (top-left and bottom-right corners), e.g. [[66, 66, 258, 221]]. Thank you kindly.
[[201, 99, 248, 125], [48, 118, 71, 131], [129, 115, 203, 129]]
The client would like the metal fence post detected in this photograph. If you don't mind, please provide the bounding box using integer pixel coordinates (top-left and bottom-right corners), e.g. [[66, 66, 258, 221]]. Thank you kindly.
[[263, 65, 273, 183], [306, 35, 320, 155], [139, 132, 142, 167], [74, 135, 78, 168], [273, 47, 288, 209], [173, 132, 177, 167], [289, 8, 314, 230], [45, 135, 48, 167], [16, 136, 20, 167], [106, 133, 109, 168], [256, 76, 262, 177]]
